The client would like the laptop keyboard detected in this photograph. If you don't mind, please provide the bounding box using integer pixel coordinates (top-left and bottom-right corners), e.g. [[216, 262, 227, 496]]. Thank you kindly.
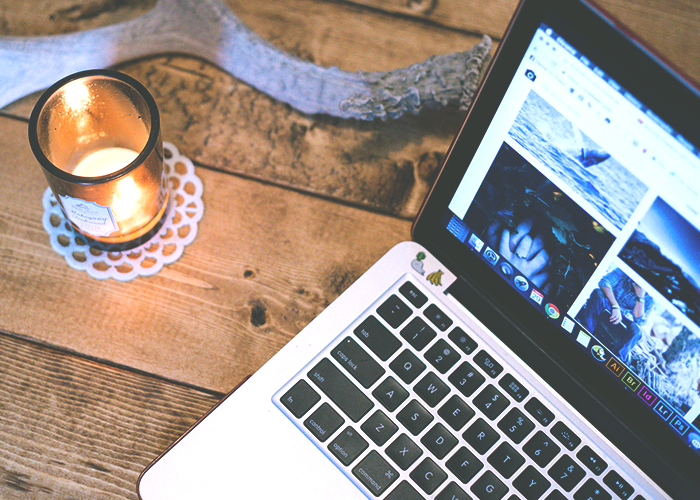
[[274, 277, 644, 500]]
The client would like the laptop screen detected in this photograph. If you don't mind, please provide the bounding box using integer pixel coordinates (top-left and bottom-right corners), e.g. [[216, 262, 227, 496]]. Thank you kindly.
[[440, 19, 700, 463]]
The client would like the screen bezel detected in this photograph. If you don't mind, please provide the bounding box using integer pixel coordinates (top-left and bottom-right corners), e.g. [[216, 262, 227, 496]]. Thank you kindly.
[[413, 0, 700, 496]]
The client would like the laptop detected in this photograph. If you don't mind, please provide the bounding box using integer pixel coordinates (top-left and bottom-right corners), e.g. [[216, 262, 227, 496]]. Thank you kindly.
[[138, 0, 700, 498]]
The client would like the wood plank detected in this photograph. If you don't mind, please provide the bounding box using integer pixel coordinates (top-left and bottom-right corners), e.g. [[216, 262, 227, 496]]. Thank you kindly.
[[0, 331, 220, 500], [0, 0, 155, 36], [345, 0, 518, 38], [346, 0, 700, 85], [4, 55, 468, 217], [1, 0, 482, 218], [594, 0, 700, 85], [0, 115, 410, 393]]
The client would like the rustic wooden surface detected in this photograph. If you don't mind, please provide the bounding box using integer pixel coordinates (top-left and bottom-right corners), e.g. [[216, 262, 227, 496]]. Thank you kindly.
[[0, 0, 698, 498]]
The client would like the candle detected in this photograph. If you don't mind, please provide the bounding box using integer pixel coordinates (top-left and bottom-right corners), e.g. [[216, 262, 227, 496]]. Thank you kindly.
[[72, 147, 139, 177], [28, 70, 169, 251]]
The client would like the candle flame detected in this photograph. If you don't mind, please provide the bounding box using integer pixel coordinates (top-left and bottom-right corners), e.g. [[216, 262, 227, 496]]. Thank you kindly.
[[63, 81, 91, 112], [113, 177, 141, 219]]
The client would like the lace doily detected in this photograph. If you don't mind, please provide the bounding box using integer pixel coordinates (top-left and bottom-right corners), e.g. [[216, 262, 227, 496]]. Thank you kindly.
[[42, 142, 204, 281]]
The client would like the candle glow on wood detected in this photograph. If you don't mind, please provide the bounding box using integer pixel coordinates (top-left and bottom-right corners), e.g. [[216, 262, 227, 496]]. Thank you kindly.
[[73, 147, 143, 220]]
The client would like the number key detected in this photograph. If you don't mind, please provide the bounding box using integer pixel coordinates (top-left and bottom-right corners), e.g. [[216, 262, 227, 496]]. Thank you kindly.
[[425, 339, 461, 373], [401, 317, 436, 351], [523, 431, 561, 468], [473, 385, 510, 420], [498, 407, 535, 444], [548, 455, 586, 492], [449, 361, 486, 397]]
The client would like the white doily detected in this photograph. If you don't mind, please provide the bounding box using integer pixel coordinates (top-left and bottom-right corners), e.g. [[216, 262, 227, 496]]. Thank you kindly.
[[42, 142, 204, 281]]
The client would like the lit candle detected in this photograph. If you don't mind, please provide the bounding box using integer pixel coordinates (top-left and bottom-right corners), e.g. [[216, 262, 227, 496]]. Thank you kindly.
[[72, 147, 139, 178], [28, 70, 169, 251]]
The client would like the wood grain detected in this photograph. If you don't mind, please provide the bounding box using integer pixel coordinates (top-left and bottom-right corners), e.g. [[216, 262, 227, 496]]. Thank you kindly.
[[0, 331, 220, 500], [345, 0, 700, 86], [346, 0, 518, 38], [1, 0, 481, 218], [0, 116, 410, 393]]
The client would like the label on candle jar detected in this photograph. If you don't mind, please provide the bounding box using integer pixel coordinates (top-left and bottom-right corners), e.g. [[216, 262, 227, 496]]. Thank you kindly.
[[59, 195, 118, 237]]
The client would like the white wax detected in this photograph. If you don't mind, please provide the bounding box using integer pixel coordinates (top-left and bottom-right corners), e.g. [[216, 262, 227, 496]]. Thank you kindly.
[[72, 147, 139, 177]]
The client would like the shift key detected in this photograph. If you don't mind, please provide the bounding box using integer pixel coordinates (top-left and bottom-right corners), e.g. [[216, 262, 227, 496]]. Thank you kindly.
[[308, 358, 374, 422]]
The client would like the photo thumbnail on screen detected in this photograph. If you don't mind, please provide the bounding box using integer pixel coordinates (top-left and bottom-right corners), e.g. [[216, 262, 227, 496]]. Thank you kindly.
[[620, 198, 700, 329], [509, 91, 647, 231], [463, 142, 615, 311], [576, 264, 654, 361]]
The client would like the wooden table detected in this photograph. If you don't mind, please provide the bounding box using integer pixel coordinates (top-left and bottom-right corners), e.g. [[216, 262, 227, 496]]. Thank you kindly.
[[0, 1, 697, 498]]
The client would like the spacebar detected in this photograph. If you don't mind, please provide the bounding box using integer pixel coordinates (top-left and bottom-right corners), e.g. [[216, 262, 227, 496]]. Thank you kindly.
[[308, 358, 374, 422]]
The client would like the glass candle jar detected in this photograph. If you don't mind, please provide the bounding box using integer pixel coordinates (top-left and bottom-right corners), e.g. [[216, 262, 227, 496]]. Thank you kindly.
[[28, 69, 169, 251]]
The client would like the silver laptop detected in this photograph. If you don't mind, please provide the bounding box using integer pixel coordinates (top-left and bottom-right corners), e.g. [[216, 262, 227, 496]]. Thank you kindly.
[[138, 0, 700, 498]]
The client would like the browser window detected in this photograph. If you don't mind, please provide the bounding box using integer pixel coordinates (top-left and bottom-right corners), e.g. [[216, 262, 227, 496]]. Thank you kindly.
[[444, 23, 700, 455]]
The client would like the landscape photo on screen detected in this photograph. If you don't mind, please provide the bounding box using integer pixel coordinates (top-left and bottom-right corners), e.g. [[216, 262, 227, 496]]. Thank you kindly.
[[462, 142, 615, 311], [509, 90, 647, 231], [620, 198, 700, 329]]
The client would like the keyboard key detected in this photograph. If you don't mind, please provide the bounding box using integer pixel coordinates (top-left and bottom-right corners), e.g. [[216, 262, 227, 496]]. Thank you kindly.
[[425, 339, 462, 373], [446, 446, 484, 483], [474, 350, 503, 378], [390, 349, 427, 384], [551, 422, 581, 451], [498, 408, 535, 444], [603, 471, 634, 499], [449, 361, 486, 397], [513, 466, 551, 500], [437, 482, 471, 500], [328, 426, 368, 466], [398, 399, 434, 435], [548, 455, 586, 492], [438, 395, 475, 431], [399, 281, 428, 308], [499, 374, 530, 403], [474, 385, 510, 420], [386, 480, 425, 500], [545, 491, 567, 500], [415, 372, 451, 407], [523, 431, 561, 468], [464, 418, 500, 454], [361, 410, 399, 446], [577, 446, 607, 476], [378, 294, 413, 328], [471, 471, 509, 500], [354, 315, 402, 361], [421, 423, 458, 459], [573, 479, 611, 500], [524, 398, 555, 427], [411, 457, 448, 495], [488, 442, 525, 479], [373, 376, 409, 412], [331, 337, 385, 388], [401, 317, 436, 351], [280, 379, 320, 418], [308, 359, 374, 422], [449, 326, 479, 355], [386, 433, 423, 470], [352, 450, 399, 497], [424, 304, 453, 331], [304, 402, 344, 442]]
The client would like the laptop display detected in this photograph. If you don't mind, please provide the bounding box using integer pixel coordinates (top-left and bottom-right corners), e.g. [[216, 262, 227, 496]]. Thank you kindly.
[[422, 8, 700, 487]]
